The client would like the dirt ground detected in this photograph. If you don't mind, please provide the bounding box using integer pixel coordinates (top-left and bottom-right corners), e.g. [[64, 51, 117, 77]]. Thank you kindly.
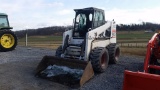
[[0, 46, 144, 90], [0, 46, 70, 90], [0, 61, 70, 90]]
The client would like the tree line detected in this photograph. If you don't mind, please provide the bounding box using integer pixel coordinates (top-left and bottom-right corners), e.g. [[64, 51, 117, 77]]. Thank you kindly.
[[15, 26, 73, 38], [15, 22, 160, 38], [117, 22, 160, 31]]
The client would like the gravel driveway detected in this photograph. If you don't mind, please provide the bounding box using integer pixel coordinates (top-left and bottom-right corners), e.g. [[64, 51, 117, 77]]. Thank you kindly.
[[0, 46, 144, 90]]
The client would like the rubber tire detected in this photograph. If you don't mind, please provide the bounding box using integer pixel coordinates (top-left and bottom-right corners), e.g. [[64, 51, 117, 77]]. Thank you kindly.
[[90, 47, 109, 73], [55, 45, 63, 57], [107, 43, 120, 64], [0, 30, 17, 52]]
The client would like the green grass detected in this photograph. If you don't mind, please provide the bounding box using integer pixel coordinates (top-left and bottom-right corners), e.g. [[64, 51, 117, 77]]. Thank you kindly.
[[117, 33, 153, 39], [116, 31, 154, 56], [18, 35, 63, 42], [117, 31, 154, 43], [18, 31, 154, 43], [117, 31, 154, 39], [18, 35, 62, 49], [120, 47, 146, 56], [18, 31, 155, 56]]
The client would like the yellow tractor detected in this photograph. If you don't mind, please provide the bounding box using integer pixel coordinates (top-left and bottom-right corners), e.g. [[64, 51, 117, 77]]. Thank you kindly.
[[0, 13, 17, 51]]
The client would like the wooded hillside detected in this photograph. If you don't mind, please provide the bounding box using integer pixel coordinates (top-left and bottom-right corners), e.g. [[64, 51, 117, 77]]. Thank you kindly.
[[15, 22, 160, 38]]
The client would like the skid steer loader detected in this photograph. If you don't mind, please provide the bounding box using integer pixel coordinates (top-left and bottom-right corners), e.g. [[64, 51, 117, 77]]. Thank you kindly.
[[0, 13, 17, 51], [123, 32, 160, 90], [35, 7, 120, 87]]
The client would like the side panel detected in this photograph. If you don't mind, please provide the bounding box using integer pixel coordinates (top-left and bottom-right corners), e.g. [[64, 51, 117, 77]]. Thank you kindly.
[[84, 22, 112, 61], [91, 40, 110, 49], [62, 30, 73, 47], [84, 33, 92, 61], [123, 70, 160, 90], [110, 21, 116, 43]]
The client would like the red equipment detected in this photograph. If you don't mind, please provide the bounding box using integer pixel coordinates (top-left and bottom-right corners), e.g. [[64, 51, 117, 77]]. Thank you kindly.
[[123, 33, 160, 90]]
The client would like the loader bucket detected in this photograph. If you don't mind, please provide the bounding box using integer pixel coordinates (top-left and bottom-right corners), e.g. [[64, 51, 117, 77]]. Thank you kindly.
[[123, 70, 160, 90], [35, 56, 94, 88]]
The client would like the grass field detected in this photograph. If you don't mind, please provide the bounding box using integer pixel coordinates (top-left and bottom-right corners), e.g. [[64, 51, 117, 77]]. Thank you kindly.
[[117, 31, 154, 43], [18, 36, 62, 42], [18, 35, 62, 49], [117, 31, 154, 56], [18, 31, 155, 56]]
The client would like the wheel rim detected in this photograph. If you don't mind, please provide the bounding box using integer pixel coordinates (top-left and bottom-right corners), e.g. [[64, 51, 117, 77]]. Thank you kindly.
[[1, 34, 15, 48], [101, 52, 107, 69], [115, 48, 120, 61]]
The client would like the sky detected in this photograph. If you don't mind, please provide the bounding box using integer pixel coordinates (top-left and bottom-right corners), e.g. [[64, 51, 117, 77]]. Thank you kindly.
[[1, 0, 160, 31]]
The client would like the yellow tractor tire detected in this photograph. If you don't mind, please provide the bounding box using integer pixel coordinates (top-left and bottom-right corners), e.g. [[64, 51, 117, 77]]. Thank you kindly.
[[0, 30, 17, 51]]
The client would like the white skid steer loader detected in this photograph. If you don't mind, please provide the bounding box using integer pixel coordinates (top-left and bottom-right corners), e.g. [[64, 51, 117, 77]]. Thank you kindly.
[[35, 7, 120, 87]]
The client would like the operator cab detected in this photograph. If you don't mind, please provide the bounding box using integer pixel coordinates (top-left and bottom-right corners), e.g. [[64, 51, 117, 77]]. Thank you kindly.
[[0, 13, 11, 30], [73, 7, 106, 38]]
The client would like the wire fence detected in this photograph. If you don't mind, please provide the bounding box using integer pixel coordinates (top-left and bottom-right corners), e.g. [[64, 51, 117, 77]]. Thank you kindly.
[[118, 42, 147, 48], [18, 34, 148, 49]]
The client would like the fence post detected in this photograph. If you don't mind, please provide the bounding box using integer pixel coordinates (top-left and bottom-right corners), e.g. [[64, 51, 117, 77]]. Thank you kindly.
[[25, 32, 27, 46], [136, 43, 137, 48]]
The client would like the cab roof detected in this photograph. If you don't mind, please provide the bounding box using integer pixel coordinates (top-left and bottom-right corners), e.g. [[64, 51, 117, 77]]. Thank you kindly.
[[74, 7, 104, 13], [0, 13, 7, 16]]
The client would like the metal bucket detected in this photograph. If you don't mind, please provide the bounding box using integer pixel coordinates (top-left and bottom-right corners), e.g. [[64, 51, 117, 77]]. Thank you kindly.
[[123, 70, 160, 90], [35, 56, 94, 87]]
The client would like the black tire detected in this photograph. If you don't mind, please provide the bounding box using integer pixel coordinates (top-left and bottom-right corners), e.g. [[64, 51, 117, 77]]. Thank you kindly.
[[90, 47, 109, 73], [0, 30, 17, 52], [107, 43, 120, 64], [55, 45, 63, 57]]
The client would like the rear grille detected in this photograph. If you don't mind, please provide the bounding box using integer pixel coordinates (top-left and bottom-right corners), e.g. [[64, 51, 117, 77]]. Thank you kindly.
[[66, 46, 81, 56]]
